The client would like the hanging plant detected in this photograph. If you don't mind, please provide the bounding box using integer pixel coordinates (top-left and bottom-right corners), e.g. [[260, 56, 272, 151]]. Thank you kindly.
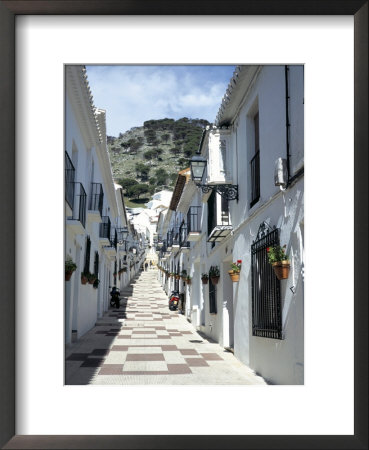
[[88, 273, 97, 284], [267, 245, 290, 280], [201, 273, 209, 284], [93, 278, 100, 289], [209, 265, 220, 284], [228, 260, 242, 282], [65, 257, 77, 281], [81, 271, 89, 285], [186, 276, 192, 285]]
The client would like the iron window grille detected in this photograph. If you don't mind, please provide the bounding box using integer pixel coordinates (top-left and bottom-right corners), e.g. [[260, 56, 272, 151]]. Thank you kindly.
[[187, 206, 202, 233], [83, 236, 91, 274], [99, 216, 111, 239], [68, 182, 87, 229], [89, 183, 104, 217], [251, 224, 283, 340], [65, 152, 75, 209], [209, 277, 217, 314]]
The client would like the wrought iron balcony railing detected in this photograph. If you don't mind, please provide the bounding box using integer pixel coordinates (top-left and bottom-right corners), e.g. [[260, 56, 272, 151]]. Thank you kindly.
[[179, 223, 190, 248], [99, 216, 111, 240], [65, 152, 75, 209], [110, 228, 118, 249], [167, 230, 173, 248], [187, 206, 202, 233], [89, 183, 104, 217], [67, 182, 87, 228]]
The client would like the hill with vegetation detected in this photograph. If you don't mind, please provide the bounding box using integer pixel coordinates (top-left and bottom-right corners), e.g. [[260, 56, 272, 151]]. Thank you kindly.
[[107, 117, 210, 207]]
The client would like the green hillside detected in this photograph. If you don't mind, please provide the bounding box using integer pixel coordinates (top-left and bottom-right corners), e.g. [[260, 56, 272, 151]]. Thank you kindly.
[[107, 117, 209, 206]]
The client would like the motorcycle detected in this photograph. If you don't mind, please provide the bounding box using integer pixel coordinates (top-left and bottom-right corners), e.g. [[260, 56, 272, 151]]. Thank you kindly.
[[168, 290, 179, 311], [110, 286, 120, 309]]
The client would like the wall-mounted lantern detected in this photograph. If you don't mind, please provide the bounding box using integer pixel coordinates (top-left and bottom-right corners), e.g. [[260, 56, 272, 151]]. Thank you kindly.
[[189, 153, 238, 201]]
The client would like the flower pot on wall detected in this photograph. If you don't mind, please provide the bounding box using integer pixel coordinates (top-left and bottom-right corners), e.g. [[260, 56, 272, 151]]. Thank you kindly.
[[201, 277, 208, 285], [272, 261, 290, 280], [228, 270, 240, 282], [210, 276, 220, 285], [65, 271, 73, 281], [81, 275, 88, 285]]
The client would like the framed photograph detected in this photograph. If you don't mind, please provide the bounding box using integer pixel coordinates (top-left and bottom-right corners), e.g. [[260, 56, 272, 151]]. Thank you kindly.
[[0, 1, 367, 449]]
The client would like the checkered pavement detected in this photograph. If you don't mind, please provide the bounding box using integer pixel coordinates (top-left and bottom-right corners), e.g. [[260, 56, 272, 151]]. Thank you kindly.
[[65, 269, 266, 385]]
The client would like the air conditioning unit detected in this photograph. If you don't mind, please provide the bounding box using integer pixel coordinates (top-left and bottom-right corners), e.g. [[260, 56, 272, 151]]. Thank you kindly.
[[274, 158, 288, 188]]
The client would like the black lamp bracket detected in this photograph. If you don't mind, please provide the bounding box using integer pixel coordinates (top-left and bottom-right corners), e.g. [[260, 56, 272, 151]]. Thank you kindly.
[[195, 183, 238, 201]]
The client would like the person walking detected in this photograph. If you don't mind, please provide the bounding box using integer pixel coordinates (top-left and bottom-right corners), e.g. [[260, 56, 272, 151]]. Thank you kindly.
[[145, 262, 148, 271]]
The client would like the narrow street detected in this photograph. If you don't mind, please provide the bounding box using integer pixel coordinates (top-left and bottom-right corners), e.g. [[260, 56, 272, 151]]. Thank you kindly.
[[65, 268, 266, 385]]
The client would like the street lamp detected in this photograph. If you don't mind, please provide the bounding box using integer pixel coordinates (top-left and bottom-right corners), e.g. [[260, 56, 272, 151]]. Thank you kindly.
[[190, 154, 207, 183], [117, 227, 129, 244], [189, 153, 239, 201]]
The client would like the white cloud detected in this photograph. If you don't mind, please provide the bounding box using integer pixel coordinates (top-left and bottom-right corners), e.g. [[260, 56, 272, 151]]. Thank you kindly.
[[86, 65, 234, 136]]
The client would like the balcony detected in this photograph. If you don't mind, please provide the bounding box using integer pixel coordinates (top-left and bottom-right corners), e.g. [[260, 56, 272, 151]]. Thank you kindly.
[[166, 230, 173, 250], [66, 182, 87, 234], [207, 197, 232, 243], [187, 206, 202, 241], [179, 223, 190, 252], [87, 183, 104, 223], [65, 152, 75, 213], [99, 216, 111, 246], [172, 228, 180, 252]]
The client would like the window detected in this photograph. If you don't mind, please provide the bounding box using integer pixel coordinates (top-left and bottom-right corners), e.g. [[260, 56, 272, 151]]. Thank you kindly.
[[251, 225, 283, 339], [250, 112, 260, 207], [209, 277, 217, 314], [83, 236, 91, 274]]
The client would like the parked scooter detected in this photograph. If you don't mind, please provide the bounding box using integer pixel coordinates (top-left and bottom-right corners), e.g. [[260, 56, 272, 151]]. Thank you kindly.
[[169, 290, 179, 311], [110, 286, 120, 309]]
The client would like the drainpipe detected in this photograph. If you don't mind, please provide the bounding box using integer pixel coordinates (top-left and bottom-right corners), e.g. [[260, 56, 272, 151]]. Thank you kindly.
[[285, 65, 291, 182]]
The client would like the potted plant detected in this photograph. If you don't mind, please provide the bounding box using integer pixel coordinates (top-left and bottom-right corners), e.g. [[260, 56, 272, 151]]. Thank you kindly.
[[175, 273, 180, 280], [81, 271, 89, 285], [88, 273, 97, 284], [209, 266, 220, 284], [186, 275, 192, 285], [93, 278, 100, 289], [65, 257, 77, 281], [267, 245, 290, 280], [201, 273, 209, 284], [228, 260, 242, 282]]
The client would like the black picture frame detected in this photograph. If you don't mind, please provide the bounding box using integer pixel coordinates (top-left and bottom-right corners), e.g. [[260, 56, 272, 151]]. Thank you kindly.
[[0, 1, 367, 449]]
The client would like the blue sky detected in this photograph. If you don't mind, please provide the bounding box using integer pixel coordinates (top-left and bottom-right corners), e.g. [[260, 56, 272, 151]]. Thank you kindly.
[[86, 65, 235, 137]]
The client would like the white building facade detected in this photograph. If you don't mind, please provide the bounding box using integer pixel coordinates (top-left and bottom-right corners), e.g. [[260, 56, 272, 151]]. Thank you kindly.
[[65, 66, 145, 345], [157, 65, 304, 384]]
